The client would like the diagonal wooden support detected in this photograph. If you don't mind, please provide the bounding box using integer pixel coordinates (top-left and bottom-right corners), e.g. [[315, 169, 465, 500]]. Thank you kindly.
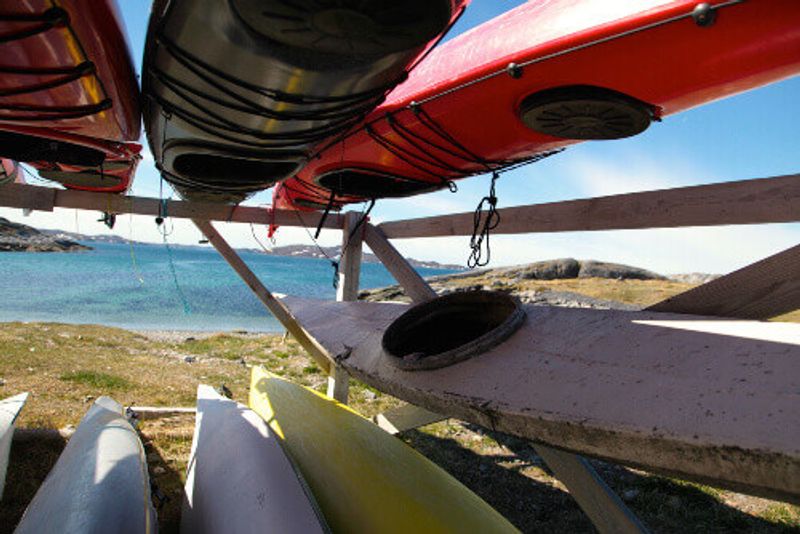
[[193, 219, 331, 374], [374, 403, 445, 434], [534, 445, 649, 534], [363, 223, 437, 302], [647, 243, 800, 319]]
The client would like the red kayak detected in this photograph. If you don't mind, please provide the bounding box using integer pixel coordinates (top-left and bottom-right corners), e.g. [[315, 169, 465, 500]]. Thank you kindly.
[[0, 0, 141, 192], [142, 0, 469, 201], [274, 0, 800, 211], [0, 158, 21, 186]]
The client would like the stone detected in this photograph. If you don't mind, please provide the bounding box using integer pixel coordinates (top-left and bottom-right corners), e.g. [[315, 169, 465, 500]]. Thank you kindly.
[[518, 258, 580, 280], [578, 260, 664, 280]]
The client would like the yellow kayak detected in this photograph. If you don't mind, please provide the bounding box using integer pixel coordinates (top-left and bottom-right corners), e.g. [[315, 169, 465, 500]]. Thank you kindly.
[[249, 366, 518, 533]]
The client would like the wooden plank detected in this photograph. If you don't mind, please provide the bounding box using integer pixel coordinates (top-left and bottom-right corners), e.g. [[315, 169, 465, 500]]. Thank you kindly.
[[363, 224, 437, 303], [378, 174, 800, 238], [0, 182, 343, 228], [336, 212, 364, 302], [279, 296, 800, 503], [533, 444, 648, 534], [194, 220, 332, 374], [374, 404, 445, 434], [327, 212, 365, 403], [647, 243, 800, 319], [326, 365, 350, 404], [128, 406, 196, 420]]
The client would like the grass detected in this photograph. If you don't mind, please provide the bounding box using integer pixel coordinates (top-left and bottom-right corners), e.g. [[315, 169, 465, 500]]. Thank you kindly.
[[59, 370, 132, 390], [1, 274, 798, 534]]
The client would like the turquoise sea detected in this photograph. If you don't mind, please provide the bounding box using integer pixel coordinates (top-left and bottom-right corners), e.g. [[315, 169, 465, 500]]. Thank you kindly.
[[0, 243, 454, 332]]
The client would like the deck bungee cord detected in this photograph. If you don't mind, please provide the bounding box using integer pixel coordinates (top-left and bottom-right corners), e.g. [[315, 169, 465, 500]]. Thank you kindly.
[[289, 0, 751, 212], [0, 6, 114, 121]]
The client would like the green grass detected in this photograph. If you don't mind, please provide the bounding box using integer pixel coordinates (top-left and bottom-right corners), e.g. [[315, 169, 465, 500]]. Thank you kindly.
[[59, 370, 133, 390]]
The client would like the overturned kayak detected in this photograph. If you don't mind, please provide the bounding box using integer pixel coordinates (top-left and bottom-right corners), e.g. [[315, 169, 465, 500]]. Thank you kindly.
[[0, 158, 21, 186], [249, 367, 517, 533], [14, 397, 156, 534], [182, 385, 328, 534], [274, 0, 800, 210], [143, 0, 468, 201], [0, 392, 28, 500], [0, 0, 142, 192]]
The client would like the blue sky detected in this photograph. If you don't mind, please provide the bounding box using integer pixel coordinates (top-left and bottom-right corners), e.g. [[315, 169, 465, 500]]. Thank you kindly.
[[4, 0, 798, 274]]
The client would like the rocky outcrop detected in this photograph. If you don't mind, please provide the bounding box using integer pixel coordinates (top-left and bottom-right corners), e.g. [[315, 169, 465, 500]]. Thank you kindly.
[[0, 217, 91, 252], [359, 258, 675, 308]]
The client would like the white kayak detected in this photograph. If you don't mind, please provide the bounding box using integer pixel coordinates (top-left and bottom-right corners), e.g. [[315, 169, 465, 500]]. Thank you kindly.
[[181, 385, 328, 534], [14, 397, 157, 534], [0, 392, 28, 500]]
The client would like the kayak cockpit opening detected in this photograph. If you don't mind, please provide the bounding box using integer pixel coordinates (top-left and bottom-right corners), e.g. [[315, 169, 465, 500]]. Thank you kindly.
[[317, 168, 440, 198], [382, 291, 526, 371]]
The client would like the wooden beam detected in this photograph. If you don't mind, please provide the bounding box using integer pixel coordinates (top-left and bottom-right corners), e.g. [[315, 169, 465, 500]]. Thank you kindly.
[[328, 212, 365, 403], [336, 212, 364, 302], [0, 182, 344, 229], [533, 444, 649, 534], [278, 296, 800, 503], [378, 174, 800, 238], [647, 243, 800, 319], [128, 406, 196, 420], [193, 220, 332, 374], [363, 224, 437, 303], [374, 404, 445, 435]]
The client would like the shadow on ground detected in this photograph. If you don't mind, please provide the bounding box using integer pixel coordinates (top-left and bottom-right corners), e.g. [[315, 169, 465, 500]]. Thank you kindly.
[[404, 422, 799, 533], [0, 433, 66, 534]]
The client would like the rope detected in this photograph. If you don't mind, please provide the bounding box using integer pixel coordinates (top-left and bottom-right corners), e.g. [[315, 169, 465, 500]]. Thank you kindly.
[[156, 180, 191, 314], [128, 204, 145, 285], [468, 171, 501, 269]]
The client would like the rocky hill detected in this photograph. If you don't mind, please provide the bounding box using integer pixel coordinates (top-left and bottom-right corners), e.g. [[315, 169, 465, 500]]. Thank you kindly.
[[360, 258, 716, 310], [0, 217, 91, 252]]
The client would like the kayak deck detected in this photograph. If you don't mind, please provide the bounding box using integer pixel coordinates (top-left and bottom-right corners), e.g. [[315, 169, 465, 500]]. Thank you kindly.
[[278, 295, 800, 503]]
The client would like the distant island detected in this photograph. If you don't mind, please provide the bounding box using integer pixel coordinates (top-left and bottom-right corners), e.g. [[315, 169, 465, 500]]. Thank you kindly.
[[0, 217, 91, 252], [0, 217, 463, 270], [258, 244, 464, 270]]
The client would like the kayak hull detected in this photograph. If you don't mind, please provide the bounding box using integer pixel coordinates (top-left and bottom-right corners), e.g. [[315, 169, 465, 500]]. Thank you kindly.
[[0, 0, 141, 192], [0, 392, 28, 500], [14, 397, 157, 534], [182, 385, 328, 534], [249, 367, 517, 533], [142, 0, 468, 201], [274, 0, 800, 210]]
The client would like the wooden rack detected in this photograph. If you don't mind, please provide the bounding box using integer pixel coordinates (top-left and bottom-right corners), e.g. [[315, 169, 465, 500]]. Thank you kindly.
[[2, 173, 798, 534]]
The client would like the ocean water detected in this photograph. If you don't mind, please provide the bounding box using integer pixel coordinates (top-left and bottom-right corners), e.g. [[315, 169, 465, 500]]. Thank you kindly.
[[0, 243, 455, 332]]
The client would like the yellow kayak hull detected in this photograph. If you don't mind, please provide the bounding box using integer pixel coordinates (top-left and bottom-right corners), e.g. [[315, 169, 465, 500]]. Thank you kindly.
[[249, 366, 517, 533]]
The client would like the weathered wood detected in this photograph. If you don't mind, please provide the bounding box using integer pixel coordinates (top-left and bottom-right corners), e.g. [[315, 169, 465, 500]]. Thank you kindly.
[[533, 444, 648, 534], [326, 365, 350, 405], [327, 212, 365, 403], [0, 182, 344, 228], [194, 220, 332, 374], [128, 406, 196, 420], [378, 174, 800, 238], [374, 404, 445, 435], [363, 224, 437, 303], [279, 296, 800, 503], [336, 212, 364, 302], [648, 243, 800, 319]]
